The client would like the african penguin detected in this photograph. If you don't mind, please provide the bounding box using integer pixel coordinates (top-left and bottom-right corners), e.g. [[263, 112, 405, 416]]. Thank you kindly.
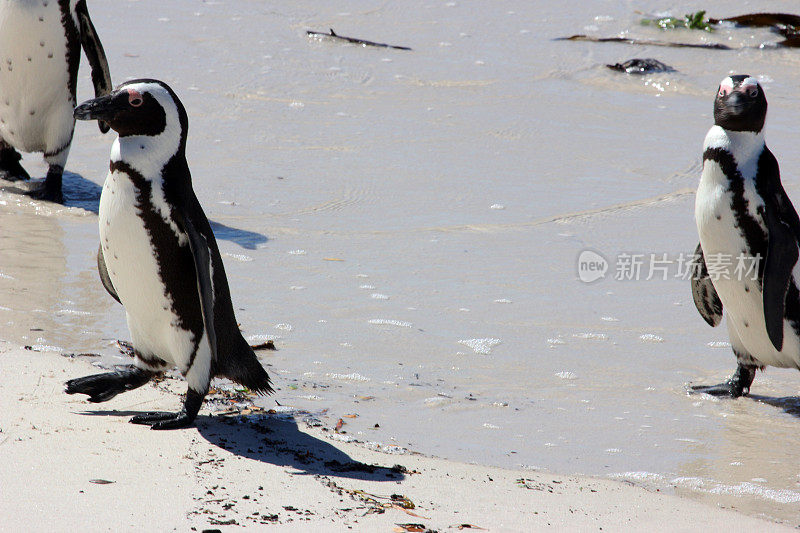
[[0, 0, 112, 203], [692, 75, 800, 397], [66, 79, 273, 429]]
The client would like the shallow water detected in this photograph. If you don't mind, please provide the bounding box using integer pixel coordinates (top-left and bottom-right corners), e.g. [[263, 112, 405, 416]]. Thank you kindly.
[[2, 0, 800, 523]]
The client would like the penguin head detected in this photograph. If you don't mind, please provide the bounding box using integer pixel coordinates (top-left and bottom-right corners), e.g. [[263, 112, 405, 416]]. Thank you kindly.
[[713, 75, 767, 133], [75, 79, 188, 144]]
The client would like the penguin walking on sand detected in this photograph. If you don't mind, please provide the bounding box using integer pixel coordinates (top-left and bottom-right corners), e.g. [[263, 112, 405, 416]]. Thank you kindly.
[[692, 75, 800, 397], [0, 0, 112, 203], [66, 79, 272, 429]]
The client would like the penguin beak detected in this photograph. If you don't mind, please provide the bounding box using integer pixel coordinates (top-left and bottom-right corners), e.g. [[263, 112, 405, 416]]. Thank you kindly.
[[723, 91, 748, 115], [74, 94, 123, 122]]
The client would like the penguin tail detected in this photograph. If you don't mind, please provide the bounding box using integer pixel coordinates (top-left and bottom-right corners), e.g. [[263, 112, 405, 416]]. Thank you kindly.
[[218, 337, 274, 395]]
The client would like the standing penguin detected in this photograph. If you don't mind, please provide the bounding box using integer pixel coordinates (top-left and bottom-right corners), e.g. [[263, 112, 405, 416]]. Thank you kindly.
[[66, 79, 273, 429], [0, 0, 112, 203], [692, 75, 800, 397]]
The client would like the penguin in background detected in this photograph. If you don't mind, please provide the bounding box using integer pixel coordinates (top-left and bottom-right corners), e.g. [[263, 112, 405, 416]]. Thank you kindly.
[[0, 0, 112, 203], [692, 75, 800, 397], [66, 79, 273, 429]]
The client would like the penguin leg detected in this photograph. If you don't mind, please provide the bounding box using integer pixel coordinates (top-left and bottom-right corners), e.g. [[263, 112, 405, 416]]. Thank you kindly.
[[25, 164, 64, 203], [129, 388, 206, 430], [65, 365, 154, 403], [0, 140, 30, 182], [690, 362, 757, 397], [26, 142, 70, 203]]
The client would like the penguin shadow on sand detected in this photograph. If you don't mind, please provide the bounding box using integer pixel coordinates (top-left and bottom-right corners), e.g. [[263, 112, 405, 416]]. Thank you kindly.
[[747, 394, 800, 418], [194, 415, 407, 482], [1, 174, 268, 249], [208, 220, 267, 250], [0, 171, 102, 212], [75, 410, 404, 481]]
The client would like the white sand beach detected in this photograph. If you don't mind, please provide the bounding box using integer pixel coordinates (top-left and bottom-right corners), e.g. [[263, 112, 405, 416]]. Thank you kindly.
[[0, 345, 791, 531]]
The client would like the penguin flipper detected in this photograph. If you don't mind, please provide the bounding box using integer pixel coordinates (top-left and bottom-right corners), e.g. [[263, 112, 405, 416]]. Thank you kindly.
[[691, 243, 723, 327], [75, 0, 112, 133], [762, 199, 798, 352], [167, 175, 272, 395], [96, 244, 121, 304], [758, 148, 800, 352], [171, 206, 218, 367]]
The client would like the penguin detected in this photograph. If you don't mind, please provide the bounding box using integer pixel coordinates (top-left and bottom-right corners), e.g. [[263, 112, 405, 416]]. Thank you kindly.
[[65, 79, 273, 429], [692, 74, 800, 397], [0, 0, 112, 203]]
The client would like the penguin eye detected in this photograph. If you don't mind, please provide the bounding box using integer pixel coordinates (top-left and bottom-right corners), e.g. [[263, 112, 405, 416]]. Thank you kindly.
[[747, 86, 759, 97], [127, 89, 144, 108], [718, 86, 731, 97]]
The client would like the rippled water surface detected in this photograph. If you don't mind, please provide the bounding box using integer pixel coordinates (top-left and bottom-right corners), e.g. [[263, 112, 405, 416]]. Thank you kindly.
[[2, 0, 800, 523]]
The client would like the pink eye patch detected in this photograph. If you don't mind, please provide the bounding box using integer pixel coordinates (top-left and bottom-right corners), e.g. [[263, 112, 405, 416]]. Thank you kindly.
[[128, 89, 144, 107]]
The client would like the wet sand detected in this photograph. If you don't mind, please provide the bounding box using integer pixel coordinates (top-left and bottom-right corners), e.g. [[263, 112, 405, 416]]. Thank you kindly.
[[0, 345, 790, 531], [2, 0, 800, 527]]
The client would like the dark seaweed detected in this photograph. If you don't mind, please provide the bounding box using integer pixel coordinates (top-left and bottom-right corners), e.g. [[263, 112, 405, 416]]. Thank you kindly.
[[307, 28, 412, 51]]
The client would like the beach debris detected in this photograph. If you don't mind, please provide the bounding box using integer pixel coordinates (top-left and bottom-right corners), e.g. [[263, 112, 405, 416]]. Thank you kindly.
[[208, 518, 237, 526], [393, 524, 435, 533], [450, 525, 488, 531], [556, 34, 731, 49], [335, 418, 345, 433], [23, 344, 63, 353], [89, 479, 115, 484], [250, 339, 276, 351], [711, 13, 800, 47], [710, 13, 800, 27], [303, 415, 323, 427], [318, 477, 422, 518], [606, 58, 675, 74], [516, 477, 560, 493], [116, 339, 134, 356], [307, 28, 412, 51], [641, 10, 714, 31], [563, 11, 800, 49]]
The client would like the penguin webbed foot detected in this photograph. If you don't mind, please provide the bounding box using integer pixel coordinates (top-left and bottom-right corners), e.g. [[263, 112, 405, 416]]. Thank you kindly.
[[25, 172, 64, 203], [130, 388, 205, 430], [129, 410, 194, 430], [65, 365, 153, 403], [690, 363, 757, 398], [690, 381, 746, 397], [25, 185, 64, 203], [0, 147, 30, 182]]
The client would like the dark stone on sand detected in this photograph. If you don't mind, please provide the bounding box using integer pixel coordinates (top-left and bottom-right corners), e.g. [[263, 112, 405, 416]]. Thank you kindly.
[[606, 58, 675, 74]]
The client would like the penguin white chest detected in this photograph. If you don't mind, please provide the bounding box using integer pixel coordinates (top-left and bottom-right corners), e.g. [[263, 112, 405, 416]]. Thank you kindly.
[[0, 1, 76, 152], [696, 161, 800, 368], [98, 170, 198, 372]]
